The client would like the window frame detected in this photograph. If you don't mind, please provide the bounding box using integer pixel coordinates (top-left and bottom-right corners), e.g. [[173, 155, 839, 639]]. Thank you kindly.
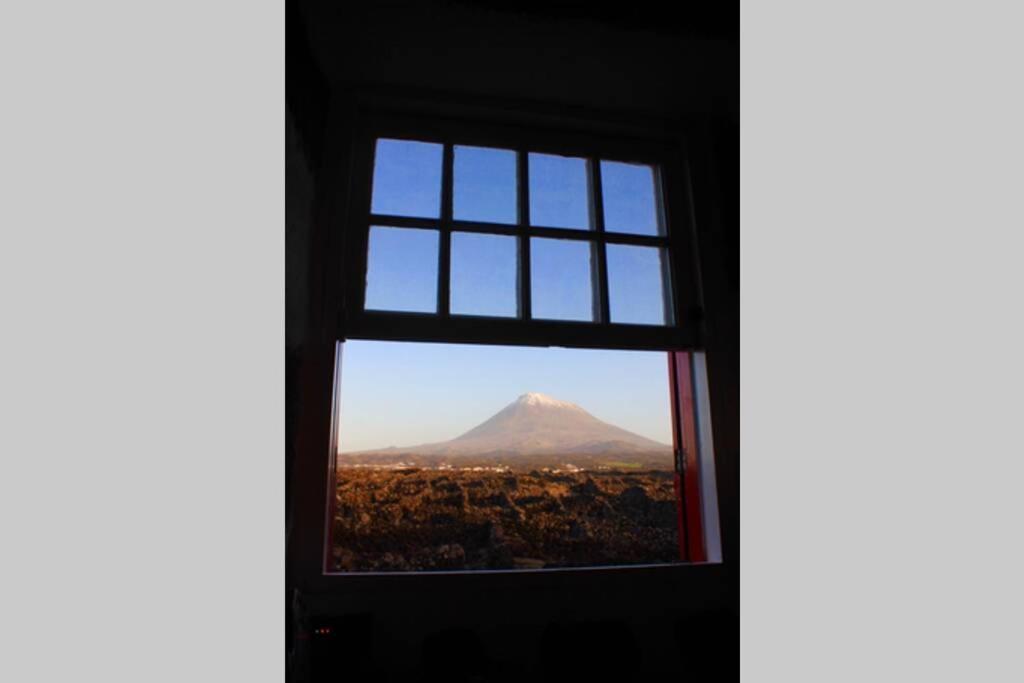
[[290, 100, 721, 588], [338, 112, 705, 352]]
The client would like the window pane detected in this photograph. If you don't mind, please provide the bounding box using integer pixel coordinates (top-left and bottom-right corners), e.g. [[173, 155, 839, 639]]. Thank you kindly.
[[600, 161, 661, 236], [371, 139, 443, 218], [454, 146, 517, 224], [450, 232, 518, 317], [528, 153, 591, 229], [364, 226, 439, 313], [606, 244, 670, 325], [530, 238, 595, 321]]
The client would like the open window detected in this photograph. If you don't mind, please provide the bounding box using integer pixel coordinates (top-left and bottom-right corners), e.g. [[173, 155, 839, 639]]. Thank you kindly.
[[313, 109, 720, 575]]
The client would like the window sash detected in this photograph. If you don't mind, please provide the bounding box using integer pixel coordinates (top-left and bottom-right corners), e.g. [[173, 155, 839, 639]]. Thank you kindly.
[[337, 112, 704, 352]]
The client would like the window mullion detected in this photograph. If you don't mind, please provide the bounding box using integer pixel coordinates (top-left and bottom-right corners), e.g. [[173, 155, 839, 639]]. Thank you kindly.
[[438, 143, 454, 317], [588, 159, 611, 324], [517, 148, 531, 320]]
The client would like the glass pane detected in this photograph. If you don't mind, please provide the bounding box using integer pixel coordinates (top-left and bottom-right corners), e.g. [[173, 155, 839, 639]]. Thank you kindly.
[[528, 153, 591, 229], [530, 237, 595, 321], [600, 160, 661, 236], [606, 244, 669, 325], [364, 226, 439, 313], [371, 139, 443, 218], [450, 232, 518, 317], [454, 146, 517, 224]]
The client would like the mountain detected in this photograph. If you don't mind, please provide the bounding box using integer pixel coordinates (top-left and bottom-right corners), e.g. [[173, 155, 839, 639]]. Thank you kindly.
[[341, 392, 672, 461]]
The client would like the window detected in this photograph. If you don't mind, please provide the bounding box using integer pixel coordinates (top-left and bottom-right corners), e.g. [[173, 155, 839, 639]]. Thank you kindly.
[[340, 117, 701, 351], [310, 111, 718, 576], [361, 136, 672, 327]]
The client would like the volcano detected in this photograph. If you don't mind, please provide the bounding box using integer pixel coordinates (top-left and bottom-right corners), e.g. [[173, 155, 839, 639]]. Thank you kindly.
[[340, 392, 672, 466]]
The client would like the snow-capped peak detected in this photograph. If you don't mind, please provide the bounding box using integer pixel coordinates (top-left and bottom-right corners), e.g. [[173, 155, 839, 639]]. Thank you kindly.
[[516, 392, 580, 410]]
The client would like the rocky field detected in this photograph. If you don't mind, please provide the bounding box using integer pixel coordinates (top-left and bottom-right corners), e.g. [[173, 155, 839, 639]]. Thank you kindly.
[[331, 468, 682, 572]]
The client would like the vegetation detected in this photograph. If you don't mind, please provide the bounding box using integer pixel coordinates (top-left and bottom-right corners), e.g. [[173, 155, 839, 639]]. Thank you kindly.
[[331, 467, 681, 572]]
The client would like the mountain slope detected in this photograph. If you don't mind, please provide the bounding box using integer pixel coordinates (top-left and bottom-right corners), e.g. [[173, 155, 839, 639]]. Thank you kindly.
[[344, 392, 671, 457]]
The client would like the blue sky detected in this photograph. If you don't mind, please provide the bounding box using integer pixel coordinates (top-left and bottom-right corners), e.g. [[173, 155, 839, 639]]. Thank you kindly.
[[370, 139, 442, 217], [528, 152, 591, 228], [600, 160, 661, 235], [337, 340, 673, 452], [451, 232, 518, 316], [364, 226, 439, 313], [454, 145, 517, 223], [530, 237, 595, 321], [353, 140, 673, 451], [606, 244, 668, 324]]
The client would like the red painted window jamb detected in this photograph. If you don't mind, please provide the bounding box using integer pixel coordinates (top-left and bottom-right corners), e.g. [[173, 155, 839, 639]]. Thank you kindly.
[[668, 350, 706, 563]]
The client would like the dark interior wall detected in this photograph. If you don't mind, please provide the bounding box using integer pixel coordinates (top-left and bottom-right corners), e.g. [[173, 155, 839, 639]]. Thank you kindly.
[[301, 2, 737, 118], [287, 2, 738, 680], [286, 111, 312, 351], [704, 118, 740, 570]]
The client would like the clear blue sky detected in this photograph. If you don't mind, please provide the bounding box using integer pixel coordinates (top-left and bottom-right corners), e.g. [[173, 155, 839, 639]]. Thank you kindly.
[[352, 141, 674, 451], [337, 340, 673, 452]]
